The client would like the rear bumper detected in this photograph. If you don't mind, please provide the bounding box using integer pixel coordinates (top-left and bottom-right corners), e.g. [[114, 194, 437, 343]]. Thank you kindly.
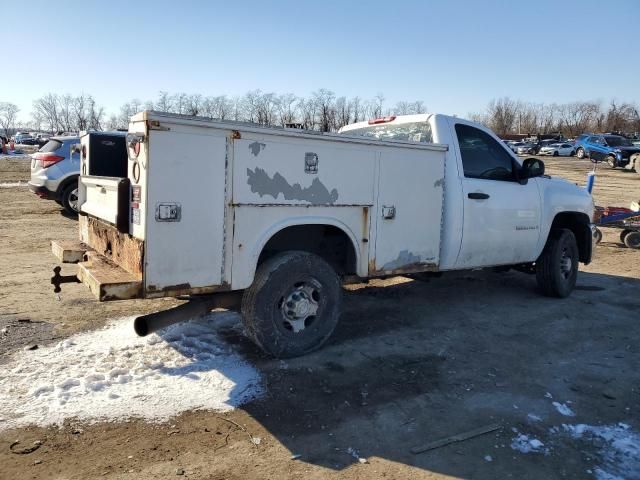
[[28, 182, 58, 200]]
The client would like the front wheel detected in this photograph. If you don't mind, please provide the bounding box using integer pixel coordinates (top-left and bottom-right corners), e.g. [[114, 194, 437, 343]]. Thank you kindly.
[[241, 251, 342, 358], [553, 151, 559, 157], [536, 229, 579, 298], [576, 148, 585, 159]]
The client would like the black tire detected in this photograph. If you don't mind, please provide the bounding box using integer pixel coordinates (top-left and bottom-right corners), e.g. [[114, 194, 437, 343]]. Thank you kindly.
[[606, 155, 617, 168], [553, 151, 559, 157], [620, 229, 633, 244], [61, 182, 79, 215], [570, 150, 575, 157], [241, 251, 342, 358], [594, 228, 602, 244], [536, 229, 579, 298], [576, 148, 585, 159], [623, 231, 640, 249]]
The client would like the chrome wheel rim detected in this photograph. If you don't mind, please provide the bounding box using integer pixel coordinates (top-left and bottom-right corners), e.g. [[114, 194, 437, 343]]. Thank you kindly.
[[279, 281, 321, 333], [68, 188, 79, 212], [559, 247, 573, 280]]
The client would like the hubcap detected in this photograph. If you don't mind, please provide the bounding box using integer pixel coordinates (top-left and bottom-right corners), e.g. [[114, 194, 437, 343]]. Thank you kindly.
[[559, 247, 573, 280], [280, 282, 320, 333], [68, 188, 79, 212]]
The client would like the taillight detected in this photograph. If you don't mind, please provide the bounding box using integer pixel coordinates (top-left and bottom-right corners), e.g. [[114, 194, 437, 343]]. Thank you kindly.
[[368, 116, 397, 125], [34, 153, 65, 168]]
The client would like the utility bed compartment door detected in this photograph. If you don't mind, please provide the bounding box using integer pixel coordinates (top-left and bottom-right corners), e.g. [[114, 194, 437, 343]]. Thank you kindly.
[[80, 176, 130, 232], [372, 149, 445, 275], [233, 135, 375, 206]]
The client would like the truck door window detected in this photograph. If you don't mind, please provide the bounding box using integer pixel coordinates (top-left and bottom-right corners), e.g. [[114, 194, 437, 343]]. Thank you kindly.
[[455, 124, 515, 181]]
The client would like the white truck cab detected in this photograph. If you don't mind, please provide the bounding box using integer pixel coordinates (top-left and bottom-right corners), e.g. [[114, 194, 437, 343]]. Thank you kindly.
[[51, 111, 595, 357]]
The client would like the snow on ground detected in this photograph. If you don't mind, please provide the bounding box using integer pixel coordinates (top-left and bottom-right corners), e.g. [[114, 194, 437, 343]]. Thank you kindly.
[[0, 314, 263, 431], [510, 430, 548, 454], [552, 401, 576, 417], [0, 181, 27, 187], [563, 423, 640, 480]]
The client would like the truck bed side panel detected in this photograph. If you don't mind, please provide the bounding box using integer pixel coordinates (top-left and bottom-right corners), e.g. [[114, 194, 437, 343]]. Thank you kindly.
[[231, 205, 368, 289]]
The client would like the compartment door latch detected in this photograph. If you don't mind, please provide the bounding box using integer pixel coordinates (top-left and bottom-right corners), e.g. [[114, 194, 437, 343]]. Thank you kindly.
[[155, 203, 181, 222]]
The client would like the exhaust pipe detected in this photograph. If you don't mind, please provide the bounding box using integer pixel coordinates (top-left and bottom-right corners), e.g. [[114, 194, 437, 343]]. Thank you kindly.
[[133, 292, 242, 337]]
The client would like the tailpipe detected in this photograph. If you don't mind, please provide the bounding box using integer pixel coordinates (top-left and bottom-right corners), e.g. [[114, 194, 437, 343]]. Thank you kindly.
[[133, 292, 242, 337]]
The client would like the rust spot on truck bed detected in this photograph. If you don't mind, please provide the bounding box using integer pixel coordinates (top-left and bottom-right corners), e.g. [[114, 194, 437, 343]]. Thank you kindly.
[[144, 282, 231, 299], [81, 216, 144, 278]]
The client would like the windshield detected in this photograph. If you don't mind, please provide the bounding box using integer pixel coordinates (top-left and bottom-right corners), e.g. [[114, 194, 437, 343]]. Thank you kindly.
[[605, 136, 632, 147], [344, 121, 433, 143]]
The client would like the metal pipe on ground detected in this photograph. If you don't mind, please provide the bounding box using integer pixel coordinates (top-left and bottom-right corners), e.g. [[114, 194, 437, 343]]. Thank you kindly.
[[133, 292, 242, 337]]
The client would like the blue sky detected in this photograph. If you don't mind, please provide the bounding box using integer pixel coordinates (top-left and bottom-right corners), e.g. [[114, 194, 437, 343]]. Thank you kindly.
[[3, 0, 639, 121]]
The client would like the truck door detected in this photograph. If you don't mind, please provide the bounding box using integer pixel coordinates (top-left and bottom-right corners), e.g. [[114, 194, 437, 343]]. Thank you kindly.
[[452, 121, 541, 268], [588, 136, 606, 162]]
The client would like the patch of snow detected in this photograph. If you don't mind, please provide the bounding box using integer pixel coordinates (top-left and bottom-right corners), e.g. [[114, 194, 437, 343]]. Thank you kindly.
[[484, 455, 493, 462], [544, 392, 553, 399], [562, 423, 639, 480], [0, 314, 263, 431], [552, 402, 576, 417], [510, 432, 549, 454], [0, 182, 27, 188], [527, 413, 542, 422]]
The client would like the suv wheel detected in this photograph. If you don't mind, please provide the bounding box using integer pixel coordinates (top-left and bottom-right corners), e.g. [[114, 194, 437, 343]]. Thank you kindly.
[[576, 148, 585, 159], [61, 182, 79, 215], [606, 155, 617, 168], [241, 251, 341, 358], [536, 229, 579, 298]]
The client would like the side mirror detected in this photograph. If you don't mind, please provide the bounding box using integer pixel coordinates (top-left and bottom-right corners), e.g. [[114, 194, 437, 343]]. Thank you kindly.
[[521, 158, 545, 179]]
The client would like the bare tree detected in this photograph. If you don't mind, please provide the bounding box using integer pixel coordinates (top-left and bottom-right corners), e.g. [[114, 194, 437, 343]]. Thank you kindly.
[[33, 94, 62, 133], [277, 93, 298, 126], [313, 89, 336, 132], [0, 102, 19, 136]]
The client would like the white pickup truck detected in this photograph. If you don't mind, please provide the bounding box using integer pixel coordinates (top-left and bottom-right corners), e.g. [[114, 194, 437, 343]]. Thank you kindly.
[[51, 111, 596, 357]]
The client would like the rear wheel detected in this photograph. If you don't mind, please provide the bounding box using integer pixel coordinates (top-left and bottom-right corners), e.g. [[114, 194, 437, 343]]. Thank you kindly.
[[241, 251, 342, 358], [620, 229, 633, 243], [536, 229, 579, 298], [61, 182, 79, 215], [553, 151, 559, 157], [623, 231, 640, 249], [576, 148, 585, 159], [606, 155, 617, 168]]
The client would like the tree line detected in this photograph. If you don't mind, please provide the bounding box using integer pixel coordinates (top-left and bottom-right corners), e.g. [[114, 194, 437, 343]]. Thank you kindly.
[[2, 92, 638, 138], [0, 90, 427, 136], [469, 98, 640, 138]]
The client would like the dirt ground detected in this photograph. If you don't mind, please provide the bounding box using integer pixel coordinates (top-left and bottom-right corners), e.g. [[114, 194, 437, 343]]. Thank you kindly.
[[0, 154, 638, 480]]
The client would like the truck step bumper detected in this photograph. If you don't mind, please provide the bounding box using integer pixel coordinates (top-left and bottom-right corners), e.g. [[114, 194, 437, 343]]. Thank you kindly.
[[51, 240, 89, 263], [77, 252, 142, 301]]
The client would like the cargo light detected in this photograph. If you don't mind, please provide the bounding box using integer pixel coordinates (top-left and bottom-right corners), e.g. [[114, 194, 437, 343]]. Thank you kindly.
[[368, 116, 396, 125], [33, 153, 65, 168]]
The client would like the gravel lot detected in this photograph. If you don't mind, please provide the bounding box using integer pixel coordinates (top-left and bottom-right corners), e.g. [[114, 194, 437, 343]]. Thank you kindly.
[[0, 154, 638, 480]]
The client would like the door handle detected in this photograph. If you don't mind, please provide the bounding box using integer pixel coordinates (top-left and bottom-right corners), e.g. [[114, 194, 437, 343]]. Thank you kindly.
[[468, 192, 490, 200]]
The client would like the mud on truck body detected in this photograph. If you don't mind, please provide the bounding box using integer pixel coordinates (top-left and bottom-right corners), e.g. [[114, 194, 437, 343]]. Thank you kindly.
[[51, 111, 596, 358]]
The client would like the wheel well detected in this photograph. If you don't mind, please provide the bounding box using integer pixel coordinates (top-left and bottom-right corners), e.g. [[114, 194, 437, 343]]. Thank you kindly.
[[550, 212, 591, 263], [56, 175, 79, 197], [258, 224, 357, 275]]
